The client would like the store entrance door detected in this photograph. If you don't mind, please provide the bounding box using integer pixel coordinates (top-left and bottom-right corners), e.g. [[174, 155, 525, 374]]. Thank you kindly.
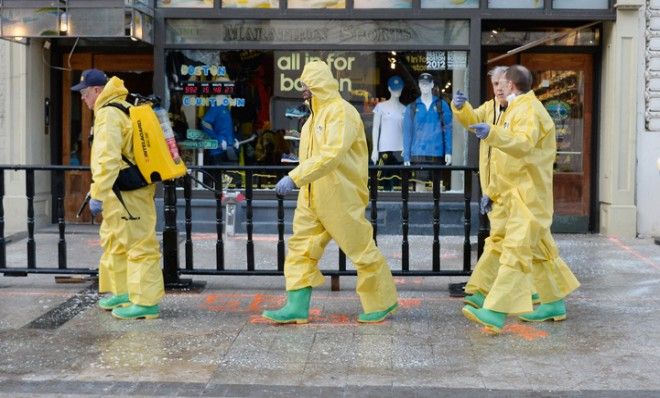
[[523, 54, 593, 224], [62, 53, 153, 222], [486, 52, 594, 230]]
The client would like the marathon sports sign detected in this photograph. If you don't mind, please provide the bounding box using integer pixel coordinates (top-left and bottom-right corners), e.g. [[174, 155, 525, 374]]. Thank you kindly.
[[165, 19, 469, 47]]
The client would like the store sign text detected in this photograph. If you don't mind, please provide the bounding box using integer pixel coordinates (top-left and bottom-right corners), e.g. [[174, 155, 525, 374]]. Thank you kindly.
[[180, 64, 227, 77], [276, 52, 356, 95], [182, 95, 245, 108]]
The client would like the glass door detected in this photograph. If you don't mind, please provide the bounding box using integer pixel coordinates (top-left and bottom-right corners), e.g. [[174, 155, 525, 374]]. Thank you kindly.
[[522, 53, 593, 217]]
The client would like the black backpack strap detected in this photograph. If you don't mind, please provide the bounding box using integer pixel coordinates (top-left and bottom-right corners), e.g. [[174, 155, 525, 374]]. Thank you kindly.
[[103, 102, 130, 115], [102, 102, 135, 168], [436, 99, 446, 156]]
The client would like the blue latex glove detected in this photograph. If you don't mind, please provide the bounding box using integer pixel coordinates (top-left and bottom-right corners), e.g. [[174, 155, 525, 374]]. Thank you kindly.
[[275, 176, 296, 196], [89, 198, 103, 216], [469, 123, 490, 140], [479, 195, 492, 215], [453, 90, 467, 110]]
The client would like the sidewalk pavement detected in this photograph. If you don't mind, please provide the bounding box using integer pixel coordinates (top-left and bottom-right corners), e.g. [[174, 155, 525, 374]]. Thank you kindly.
[[0, 228, 659, 397]]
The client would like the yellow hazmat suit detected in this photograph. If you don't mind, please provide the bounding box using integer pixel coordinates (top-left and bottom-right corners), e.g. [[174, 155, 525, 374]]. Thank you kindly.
[[452, 99, 536, 297], [464, 91, 579, 314], [92, 77, 164, 307], [285, 61, 398, 313]]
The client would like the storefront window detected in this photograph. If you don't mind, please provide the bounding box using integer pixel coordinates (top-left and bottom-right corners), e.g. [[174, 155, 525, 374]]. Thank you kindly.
[[157, 0, 212, 7], [553, 0, 608, 9], [488, 0, 543, 8], [288, 0, 345, 8], [164, 49, 469, 192], [223, 0, 280, 7], [354, 0, 411, 7], [421, 0, 478, 8]]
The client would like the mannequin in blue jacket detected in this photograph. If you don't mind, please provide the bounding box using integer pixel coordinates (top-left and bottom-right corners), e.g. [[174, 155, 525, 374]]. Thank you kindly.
[[402, 73, 452, 190], [403, 73, 453, 165], [202, 104, 236, 164]]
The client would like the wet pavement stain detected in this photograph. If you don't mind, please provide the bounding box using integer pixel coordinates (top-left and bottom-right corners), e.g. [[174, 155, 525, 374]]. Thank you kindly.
[[22, 284, 98, 330]]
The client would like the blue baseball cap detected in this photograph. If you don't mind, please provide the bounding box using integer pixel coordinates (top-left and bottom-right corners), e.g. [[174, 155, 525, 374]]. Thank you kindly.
[[388, 75, 404, 91], [71, 69, 108, 91], [418, 73, 434, 84]]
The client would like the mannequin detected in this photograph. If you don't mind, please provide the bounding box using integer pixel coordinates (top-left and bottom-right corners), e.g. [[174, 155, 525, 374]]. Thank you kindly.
[[371, 76, 406, 190], [402, 73, 452, 190]]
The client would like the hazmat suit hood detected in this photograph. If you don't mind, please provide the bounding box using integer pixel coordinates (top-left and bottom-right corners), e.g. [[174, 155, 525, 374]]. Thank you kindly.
[[94, 76, 129, 112], [300, 61, 341, 109]]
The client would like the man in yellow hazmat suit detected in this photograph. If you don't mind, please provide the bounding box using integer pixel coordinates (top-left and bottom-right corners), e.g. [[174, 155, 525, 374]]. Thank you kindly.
[[261, 60, 399, 324], [452, 66, 542, 308], [459, 65, 579, 333], [72, 69, 164, 320]]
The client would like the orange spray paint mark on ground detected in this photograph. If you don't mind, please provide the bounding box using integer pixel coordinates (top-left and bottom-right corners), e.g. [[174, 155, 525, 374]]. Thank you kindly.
[[501, 323, 549, 341], [399, 298, 422, 308], [608, 236, 660, 271]]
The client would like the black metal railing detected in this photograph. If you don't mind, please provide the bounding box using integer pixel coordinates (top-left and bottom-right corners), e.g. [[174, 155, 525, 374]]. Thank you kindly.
[[0, 164, 484, 286]]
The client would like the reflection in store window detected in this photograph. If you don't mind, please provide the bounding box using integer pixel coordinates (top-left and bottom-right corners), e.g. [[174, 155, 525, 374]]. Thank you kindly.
[[488, 0, 542, 8], [288, 0, 345, 8], [482, 28, 599, 46], [354, 0, 411, 8], [223, 0, 280, 7], [421, 0, 478, 8], [164, 50, 468, 191], [157, 0, 212, 7], [532, 70, 585, 173]]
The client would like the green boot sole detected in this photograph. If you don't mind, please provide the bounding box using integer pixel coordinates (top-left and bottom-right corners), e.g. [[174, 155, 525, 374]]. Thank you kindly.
[[463, 292, 485, 309], [261, 310, 309, 324], [519, 299, 566, 322], [98, 293, 130, 310], [112, 304, 160, 320], [358, 303, 399, 323], [462, 305, 506, 334], [261, 287, 312, 324]]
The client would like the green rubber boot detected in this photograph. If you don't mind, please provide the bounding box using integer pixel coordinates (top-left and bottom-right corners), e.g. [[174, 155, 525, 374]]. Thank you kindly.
[[111, 304, 160, 320], [531, 292, 541, 305], [358, 303, 399, 323], [519, 299, 566, 322], [463, 291, 485, 308], [261, 287, 312, 324], [462, 305, 507, 334], [98, 293, 130, 310]]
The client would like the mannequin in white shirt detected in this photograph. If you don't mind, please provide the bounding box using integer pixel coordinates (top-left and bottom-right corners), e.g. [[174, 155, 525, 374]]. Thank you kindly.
[[371, 76, 406, 190], [371, 76, 406, 163]]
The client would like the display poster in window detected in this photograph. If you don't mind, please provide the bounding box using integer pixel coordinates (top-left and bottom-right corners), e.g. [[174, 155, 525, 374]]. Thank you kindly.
[[354, 0, 412, 8], [158, 0, 212, 7], [223, 0, 280, 7], [421, 0, 478, 8], [288, 0, 345, 8], [488, 0, 542, 8]]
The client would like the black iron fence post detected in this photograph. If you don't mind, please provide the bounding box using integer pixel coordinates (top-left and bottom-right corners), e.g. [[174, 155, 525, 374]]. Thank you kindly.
[[432, 168, 441, 272], [162, 180, 181, 286], [0, 169, 4, 270], [26, 170, 36, 269], [56, 170, 66, 269]]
